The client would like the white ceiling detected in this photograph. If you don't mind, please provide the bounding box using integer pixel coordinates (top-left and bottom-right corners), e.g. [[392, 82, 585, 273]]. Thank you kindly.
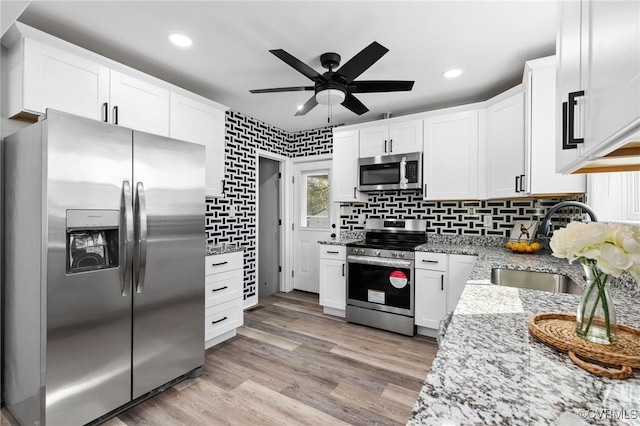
[[17, 1, 557, 132]]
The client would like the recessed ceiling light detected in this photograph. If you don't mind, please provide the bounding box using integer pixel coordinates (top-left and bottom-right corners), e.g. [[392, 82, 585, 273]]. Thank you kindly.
[[442, 69, 462, 79], [168, 33, 192, 48], [297, 105, 303, 111]]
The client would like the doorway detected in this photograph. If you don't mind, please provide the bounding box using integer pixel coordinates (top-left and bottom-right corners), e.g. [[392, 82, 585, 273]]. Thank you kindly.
[[258, 157, 281, 300]]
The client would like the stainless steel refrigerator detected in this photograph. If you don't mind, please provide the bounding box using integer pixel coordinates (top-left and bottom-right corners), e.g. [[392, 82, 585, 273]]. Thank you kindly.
[[3, 110, 205, 425]]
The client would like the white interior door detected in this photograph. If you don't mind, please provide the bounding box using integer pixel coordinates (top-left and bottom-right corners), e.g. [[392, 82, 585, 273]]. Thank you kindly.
[[293, 160, 335, 293]]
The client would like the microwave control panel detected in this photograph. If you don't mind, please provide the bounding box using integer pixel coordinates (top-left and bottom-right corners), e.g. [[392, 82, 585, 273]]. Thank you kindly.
[[405, 162, 419, 183]]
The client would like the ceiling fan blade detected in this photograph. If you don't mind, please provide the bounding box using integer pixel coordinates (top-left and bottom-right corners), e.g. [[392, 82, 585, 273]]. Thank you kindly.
[[341, 94, 369, 115], [294, 95, 318, 116], [250, 86, 314, 94], [335, 42, 389, 84], [270, 49, 326, 83], [349, 80, 414, 93]]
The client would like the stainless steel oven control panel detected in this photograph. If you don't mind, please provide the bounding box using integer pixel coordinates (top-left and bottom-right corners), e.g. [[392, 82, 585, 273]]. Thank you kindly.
[[346, 247, 415, 260]]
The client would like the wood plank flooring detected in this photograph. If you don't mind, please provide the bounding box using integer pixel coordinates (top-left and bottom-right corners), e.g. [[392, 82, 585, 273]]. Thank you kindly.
[[1, 291, 438, 425]]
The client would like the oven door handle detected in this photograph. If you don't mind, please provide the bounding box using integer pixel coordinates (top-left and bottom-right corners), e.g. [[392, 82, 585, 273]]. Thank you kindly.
[[347, 255, 412, 268]]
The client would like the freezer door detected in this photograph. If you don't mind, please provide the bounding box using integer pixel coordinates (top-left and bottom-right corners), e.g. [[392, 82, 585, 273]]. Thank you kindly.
[[132, 131, 205, 398], [45, 110, 133, 425]]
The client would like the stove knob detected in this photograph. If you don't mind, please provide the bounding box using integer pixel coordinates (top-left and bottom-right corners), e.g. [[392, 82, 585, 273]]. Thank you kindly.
[[375, 250, 381, 256], [398, 252, 405, 258]]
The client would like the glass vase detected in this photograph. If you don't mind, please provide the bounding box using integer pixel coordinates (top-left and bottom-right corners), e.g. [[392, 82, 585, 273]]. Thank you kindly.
[[576, 261, 617, 345]]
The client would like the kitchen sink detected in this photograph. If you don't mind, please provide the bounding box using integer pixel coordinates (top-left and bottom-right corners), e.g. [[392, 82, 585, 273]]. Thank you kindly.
[[490, 268, 583, 294]]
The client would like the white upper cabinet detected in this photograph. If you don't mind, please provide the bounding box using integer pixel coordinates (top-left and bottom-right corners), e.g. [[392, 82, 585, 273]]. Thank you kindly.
[[332, 129, 368, 203], [7, 37, 109, 121], [485, 90, 525, 199], [110, 71, 170, 136], [524, 57, 585, 195], [556, 0, 640, 173], [359, 119, 423, 157], [423, 110, 479, 200], [170, 93, 228, 197]]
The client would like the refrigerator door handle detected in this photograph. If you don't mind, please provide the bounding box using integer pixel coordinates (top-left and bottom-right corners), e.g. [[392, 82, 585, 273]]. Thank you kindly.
[[121, 181, 134, 296], [134, 182, 148, 294]]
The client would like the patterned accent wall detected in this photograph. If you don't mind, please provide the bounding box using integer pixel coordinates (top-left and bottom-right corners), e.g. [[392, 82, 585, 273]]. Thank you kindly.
[[205, 111, 333, 301], [207, 110, 584, 301], [340, 191, 586, 237]]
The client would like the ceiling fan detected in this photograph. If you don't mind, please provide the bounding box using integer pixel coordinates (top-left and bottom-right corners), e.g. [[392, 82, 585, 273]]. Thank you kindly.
[[249, 41, 414, 116]]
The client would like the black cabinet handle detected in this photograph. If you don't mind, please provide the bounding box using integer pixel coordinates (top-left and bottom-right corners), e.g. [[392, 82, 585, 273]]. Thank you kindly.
[[519, 174, 525, 192], [327, 250, 339, 254], [342, 263, 345, 277], [211, 316, 228, 325], [568, 90, 584, 146], [211, 261, 228, 267], [102, 102, 108, 122], [384, 140, 388, 153], [112, 105, 119, 125], [390, 139, 393, 152], [422, 259, 438, 264], [441, 275, 444, 291], [515, 175, 520, 193], [561, 101, 575, 150], [211, 285, 228, 292]]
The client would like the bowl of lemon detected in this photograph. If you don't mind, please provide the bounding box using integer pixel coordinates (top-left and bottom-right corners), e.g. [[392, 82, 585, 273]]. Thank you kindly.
[[506, 241, 542, 254]]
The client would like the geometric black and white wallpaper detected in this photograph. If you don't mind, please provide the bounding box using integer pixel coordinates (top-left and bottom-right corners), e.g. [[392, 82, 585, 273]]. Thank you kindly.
[[207, 110, 584, 301]]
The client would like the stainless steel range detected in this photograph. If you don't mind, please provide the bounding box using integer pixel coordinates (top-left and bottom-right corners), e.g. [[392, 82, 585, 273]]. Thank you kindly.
[[346, 219, 427, 336]]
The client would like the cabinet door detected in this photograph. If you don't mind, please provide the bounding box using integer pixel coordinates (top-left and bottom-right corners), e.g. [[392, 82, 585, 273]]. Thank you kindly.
[[170, 93, 226, 197], [15, 38, 109, 121], [555, 0, 585, 172], [424, 111, 479, 200], [359, 125, 389, 157], [389, 120, 423, 154], [582, 0, 640, 157], [319, 258, 346, 310], [332, 130, 368, 203], [447, 255, 477, 313], [109, 70, 170, 136], [486, 91, 525, 198], [414, 269, 447, 329]]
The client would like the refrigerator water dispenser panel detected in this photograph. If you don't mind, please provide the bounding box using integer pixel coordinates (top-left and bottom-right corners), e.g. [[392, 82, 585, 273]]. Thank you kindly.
[[66, 209, 120, 273]]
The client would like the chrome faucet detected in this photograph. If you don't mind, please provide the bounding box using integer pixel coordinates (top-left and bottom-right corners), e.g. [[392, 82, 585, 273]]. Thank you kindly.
[[538, 201, 598, 237]]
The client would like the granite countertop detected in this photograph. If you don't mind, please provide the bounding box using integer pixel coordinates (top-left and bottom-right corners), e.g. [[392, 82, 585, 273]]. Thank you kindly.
[[206, 244, 244, 256], [409, 245, 640, 425], [318, 238, 363, 246]]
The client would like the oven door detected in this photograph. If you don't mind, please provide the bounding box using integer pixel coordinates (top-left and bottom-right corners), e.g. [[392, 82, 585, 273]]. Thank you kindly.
[[346, 255, 414, 316]]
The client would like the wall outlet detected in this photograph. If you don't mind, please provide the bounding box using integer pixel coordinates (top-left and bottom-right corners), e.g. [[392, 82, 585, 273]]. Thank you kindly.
[[483, 215, 493, 228], [229, 205, 236, 217], [359, 213, 366, 224]]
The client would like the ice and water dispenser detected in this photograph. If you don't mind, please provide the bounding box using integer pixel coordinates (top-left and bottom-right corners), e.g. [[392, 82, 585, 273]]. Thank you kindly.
[[66, 209, 120, 273]]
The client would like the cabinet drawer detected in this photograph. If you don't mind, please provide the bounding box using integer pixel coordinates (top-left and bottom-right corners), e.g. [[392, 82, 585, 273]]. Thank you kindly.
[[204, 298, 243, 341], [320, 245, 346, 259], [415, 252, 448, 271], [205, 269, 243, 308], [206, 251, 243, 275]]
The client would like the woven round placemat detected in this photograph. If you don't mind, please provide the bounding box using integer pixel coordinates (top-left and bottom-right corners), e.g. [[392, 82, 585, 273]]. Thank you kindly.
[[528, 312, 640, 379]]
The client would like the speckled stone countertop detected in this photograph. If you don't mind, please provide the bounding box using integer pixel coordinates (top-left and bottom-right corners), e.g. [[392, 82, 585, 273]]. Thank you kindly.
[[409, 245, 640, 425], [206, 244, 244, 256]]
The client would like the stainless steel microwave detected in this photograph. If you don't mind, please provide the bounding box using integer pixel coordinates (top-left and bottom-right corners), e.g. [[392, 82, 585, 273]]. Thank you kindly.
[[358, 152, 422, 192]]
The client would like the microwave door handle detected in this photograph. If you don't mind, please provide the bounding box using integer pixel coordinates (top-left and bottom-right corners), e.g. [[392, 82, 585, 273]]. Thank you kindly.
[[134, 182, 148, 294], [120, 181, 134, 296]]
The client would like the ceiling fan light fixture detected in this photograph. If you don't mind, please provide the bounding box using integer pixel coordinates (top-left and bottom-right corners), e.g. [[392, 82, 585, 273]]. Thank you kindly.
[[315, 88, 346, 105]]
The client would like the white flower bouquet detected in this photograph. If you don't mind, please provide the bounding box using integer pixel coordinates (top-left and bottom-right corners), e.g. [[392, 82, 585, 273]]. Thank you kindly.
[[550, 222, 640, 344]]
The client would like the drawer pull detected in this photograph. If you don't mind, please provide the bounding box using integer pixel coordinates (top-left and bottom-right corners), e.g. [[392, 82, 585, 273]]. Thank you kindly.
[[211, 316, 228, 325], [421, 259, 439, 264], [211, 285, 228, 292], [327, 250, 339, 254], [211, 261, 228, 267]]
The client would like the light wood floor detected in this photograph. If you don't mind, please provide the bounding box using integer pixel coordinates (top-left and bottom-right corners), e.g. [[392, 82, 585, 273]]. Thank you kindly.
[[1, 291, 438, 425]]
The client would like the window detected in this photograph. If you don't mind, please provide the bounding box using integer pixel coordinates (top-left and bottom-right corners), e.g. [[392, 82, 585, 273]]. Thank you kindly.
[[302, 172, 330, 228], [588, 171, 640, 224]]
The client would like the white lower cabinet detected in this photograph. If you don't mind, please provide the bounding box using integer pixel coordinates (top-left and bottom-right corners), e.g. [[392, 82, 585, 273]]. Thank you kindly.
[[318, 245, 346, 317], [415, 252, 477, 334], [205, 251, 244, 349], [414, 253, 447, 330]]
